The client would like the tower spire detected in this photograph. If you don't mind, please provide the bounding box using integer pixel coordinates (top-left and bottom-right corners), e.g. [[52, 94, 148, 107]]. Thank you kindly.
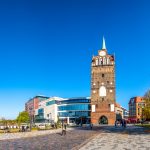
[[102, 36, 106, 49]]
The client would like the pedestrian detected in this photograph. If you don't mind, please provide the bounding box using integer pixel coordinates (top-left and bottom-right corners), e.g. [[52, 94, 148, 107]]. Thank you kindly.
[[124, 120, 126, 128], [121, 119, 124, 127], [64, 122, 67, 130], [26, 126, 29, 131], [90, 123, 93, 130], [22, 126, 25, 132], [115, 120, 117, 127], [61, 123, 66, 136], [55, 123, 57, 129]]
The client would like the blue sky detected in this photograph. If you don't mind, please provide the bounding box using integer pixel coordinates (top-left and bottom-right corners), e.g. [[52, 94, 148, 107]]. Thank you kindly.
[[0, 0, 150, 119]]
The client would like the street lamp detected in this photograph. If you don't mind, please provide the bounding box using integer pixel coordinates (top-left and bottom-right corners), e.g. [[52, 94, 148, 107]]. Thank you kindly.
[[29, 107, 33, 131], [141, 107, 144, 126], [49, 113, 51, 123]]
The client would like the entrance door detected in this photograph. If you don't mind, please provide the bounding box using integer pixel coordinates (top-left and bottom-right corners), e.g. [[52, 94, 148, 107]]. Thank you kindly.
[[99, 116, 108, 124]]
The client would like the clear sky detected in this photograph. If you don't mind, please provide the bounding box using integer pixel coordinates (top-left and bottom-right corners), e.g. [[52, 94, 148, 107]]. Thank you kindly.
[[0, 0, 150, 119]]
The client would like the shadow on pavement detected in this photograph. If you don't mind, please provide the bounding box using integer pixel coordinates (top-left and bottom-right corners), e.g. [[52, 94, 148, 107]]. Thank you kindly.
[[75, 125, 150, 135]]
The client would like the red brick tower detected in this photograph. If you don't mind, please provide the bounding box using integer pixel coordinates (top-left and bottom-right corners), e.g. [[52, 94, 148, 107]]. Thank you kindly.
[[91, 37, 116, 125]]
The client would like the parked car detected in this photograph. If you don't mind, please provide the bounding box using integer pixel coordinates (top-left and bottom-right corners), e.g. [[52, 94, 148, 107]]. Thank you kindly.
[[38, 124, 46, 129]]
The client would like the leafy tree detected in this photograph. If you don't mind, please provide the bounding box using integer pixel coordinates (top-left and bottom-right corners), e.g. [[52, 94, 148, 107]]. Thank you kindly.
[[0, 117, 7, 126], [144, 90, 150, 99], [0, 118, 17, 128], [143, 90, 150, 120], [16, 111, 30, 126]]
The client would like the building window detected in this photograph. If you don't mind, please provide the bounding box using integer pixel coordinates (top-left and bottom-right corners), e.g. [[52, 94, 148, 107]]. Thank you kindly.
[[103, 57, 106, 65], [99, 58, 102, 65], [99, 57, 102, 65], [99, 86, 106, 97], [93, 90, 96, 94], [102, 74, 104, 77], [109, 90, 113, 93], [107, 57, 110, 65], [138, 108, 140, 115]]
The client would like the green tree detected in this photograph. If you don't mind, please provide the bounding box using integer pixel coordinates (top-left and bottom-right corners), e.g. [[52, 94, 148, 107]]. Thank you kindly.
[[143, 90, 150, 120], [16, 111, 30, 127], [0, 117, 7, 126]]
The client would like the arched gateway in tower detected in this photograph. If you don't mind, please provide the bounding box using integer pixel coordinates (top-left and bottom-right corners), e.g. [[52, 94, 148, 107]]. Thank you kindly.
[[91, 37, 116, 125]]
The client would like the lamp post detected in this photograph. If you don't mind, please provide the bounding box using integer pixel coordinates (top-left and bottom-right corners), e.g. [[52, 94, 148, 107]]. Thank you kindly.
[[141, 107, 144, 126], [49, 113, 51, 124], [29, 107, 33, 131], [29, 115, 32, 131]]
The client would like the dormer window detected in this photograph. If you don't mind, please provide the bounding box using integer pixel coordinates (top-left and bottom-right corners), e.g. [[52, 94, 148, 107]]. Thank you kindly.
[[103, 57, 106, 65], [107, 57, 110, 65]]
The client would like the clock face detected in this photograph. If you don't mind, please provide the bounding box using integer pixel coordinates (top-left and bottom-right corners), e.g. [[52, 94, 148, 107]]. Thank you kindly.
[[99, 50, 106, 56]]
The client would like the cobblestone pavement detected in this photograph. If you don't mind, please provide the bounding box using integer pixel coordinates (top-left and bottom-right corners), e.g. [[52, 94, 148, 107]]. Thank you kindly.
[[0, 125, 150, 150], [80, 125, 150, 150], [0, 128, 69, 140], [0, 127, 97, 150]]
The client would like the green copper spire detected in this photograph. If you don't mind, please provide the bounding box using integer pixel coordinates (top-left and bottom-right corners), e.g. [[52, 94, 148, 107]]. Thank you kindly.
[[102, 36, 106, 49]]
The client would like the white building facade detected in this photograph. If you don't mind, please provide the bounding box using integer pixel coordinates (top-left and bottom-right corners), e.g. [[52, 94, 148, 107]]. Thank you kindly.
[[34, 97, 64, 123]]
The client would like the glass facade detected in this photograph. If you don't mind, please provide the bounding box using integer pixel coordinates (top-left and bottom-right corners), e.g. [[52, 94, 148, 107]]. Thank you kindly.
[[46, 100, 56, 106], [58, 104, 90, 111], [38, 108, 44, 114], [34, 97, 91, 124], [57, 99, 90, 104], [36, 96, 49, 102], [58, 111, 90, 117], [129, 103, 136, 116], [57, 97, 91, 124], [35, 108, 45, 122]]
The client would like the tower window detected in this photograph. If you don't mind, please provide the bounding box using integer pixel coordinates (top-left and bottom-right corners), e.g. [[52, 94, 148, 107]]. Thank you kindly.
[[99, 86, 106, 97], [107, 81, 109, 84], [103, 57, 106, 65], [102, 74, 104, 77], [107, 57, 110, 65], [109, 90, 113, 93], [99, 58, 103, 65]]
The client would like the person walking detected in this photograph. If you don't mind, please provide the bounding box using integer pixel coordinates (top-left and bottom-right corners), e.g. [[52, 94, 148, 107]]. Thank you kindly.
[[121, 119, 124, 127], [115, 120, 117, 127], [124, 119, 126, 128], [90, 123, 93, 130], [55, 123, 57, 129], [61, 122, 66, 136]]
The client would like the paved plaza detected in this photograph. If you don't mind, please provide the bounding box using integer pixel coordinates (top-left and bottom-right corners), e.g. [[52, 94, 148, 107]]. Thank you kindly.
[[80, 125, 150, 150], [0, 127, 97, 150], [0, 125, 149, 150]]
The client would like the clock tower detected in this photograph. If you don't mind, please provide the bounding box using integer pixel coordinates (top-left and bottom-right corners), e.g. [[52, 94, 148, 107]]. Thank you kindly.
[[91, 37, 116, 125]]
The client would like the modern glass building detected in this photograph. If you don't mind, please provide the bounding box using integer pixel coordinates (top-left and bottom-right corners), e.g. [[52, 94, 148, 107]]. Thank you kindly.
[[57, 97, 91, 124], [33, 96, 91, 124]]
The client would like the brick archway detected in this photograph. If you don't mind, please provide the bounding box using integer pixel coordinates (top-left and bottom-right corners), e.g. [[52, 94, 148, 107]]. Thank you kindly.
[[99, 115, 108, 124]]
